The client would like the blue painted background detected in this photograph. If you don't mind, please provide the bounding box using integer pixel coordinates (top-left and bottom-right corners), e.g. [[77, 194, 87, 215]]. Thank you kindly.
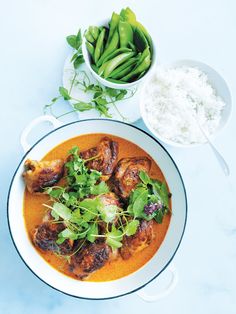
[[0, 0, 236, 313]]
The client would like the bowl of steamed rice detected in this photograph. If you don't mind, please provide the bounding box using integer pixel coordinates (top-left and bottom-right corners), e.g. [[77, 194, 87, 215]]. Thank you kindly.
[[140, 59, 232, 147]]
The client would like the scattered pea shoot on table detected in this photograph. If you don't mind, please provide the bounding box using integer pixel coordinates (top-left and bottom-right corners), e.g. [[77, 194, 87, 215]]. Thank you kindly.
[[43, 146, 171, 259], [44, 7, 153, 120]]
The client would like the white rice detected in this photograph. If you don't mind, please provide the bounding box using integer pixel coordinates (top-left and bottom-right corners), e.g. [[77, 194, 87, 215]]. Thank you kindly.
[[143, 66, 225, 144]]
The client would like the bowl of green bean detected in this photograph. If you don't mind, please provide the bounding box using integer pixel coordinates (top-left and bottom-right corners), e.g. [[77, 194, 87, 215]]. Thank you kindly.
[[82, 7, 156, 89]]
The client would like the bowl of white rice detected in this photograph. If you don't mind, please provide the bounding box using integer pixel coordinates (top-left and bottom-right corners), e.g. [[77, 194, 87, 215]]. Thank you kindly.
[[140, 60, 232, 147]]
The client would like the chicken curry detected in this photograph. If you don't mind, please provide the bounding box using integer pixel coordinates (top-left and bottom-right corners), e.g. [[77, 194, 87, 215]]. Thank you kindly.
[[23, 134, 171, 281]]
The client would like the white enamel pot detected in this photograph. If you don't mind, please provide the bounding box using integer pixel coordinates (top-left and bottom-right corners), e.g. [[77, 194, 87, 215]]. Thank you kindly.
[[7, 116, 187, 301]]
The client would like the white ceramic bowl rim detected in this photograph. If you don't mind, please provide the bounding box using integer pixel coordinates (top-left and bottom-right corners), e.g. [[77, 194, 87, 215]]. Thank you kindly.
[[7, 119, 187, 300]]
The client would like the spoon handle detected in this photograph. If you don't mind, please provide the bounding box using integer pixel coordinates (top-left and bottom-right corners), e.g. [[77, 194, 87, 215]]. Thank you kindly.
[[191, 108, 230, 176], [207, 140, 230, 176]]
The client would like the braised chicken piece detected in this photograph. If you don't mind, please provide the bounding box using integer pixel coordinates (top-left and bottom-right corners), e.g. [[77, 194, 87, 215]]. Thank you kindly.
[[69, 240, 111, 280], [120, 220, 155, 260], [33, 221, 74, 255], [23, 159, 64, 193], [98, 192, 120, 207], [80, 137, 118, 180], [110, 157, 151, 200]]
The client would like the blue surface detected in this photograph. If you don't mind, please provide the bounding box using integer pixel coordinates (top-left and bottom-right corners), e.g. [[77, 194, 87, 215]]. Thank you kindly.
[[1, 0, 236, 313]]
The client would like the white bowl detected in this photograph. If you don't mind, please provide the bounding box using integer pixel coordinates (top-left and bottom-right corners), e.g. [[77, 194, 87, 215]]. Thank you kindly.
[[8, 118, 187, 299], [140, 59, 232, 147], [82, 19, 157, 90]]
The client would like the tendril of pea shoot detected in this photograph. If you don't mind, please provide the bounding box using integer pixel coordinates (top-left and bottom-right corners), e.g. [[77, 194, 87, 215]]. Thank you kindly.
[[44, 29, 137, 122]]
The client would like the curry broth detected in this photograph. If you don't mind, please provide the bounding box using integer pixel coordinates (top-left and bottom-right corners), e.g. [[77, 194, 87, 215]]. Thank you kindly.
[[23, 133, 171, 281]]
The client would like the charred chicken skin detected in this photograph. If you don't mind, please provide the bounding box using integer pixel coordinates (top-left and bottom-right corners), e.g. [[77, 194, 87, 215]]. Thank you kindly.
[[80, 137, 118, 180], [69, 241, 111, 280], [120, 220, 155, 260], [23, 159, 64, 193], [33, 221, 74, 255], [110, 157, 151, 200]]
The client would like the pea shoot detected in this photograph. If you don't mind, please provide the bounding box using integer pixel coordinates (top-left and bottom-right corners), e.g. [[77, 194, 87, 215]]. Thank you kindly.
[[44, 28, 136, 121]]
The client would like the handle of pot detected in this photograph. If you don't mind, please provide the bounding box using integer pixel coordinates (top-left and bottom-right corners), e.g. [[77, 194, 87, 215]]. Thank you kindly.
[[20, 115, 63, 153], [136, 264, 178, 302]]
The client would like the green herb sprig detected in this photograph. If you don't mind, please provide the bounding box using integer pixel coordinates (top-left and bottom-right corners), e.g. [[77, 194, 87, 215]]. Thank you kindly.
[[127, 171, 171, 223], [44, 29, 136, 121], [44, 146, 140, 252]]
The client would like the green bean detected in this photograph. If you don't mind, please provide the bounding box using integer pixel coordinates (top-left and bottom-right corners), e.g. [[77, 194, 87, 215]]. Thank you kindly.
[[133, 27, 148, 52], [85, 29, 95, 43], [98, 61, 109, 76], [136, 46, 150, 65], [103, 52, 135, 78], [98, 48, 132, 75], [106, 12, 120, 46], [110, 57, 138, 79], [100, 48, 132, 65], [94, 28, 106, 64], [137, 70, 146, 80], [89, 26, 99, 41], [118, 21, 133, 48], [128, 41, 137, 51], [120, 7, 153, 54], [97, 30, 119, 67], [86, 41, 95, 60], [122, 53, 151, 82], [136, 22, 153, 55]]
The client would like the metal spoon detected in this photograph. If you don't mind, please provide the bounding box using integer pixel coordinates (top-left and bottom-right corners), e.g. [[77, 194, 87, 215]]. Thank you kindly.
[[192, 110, 230, 176]]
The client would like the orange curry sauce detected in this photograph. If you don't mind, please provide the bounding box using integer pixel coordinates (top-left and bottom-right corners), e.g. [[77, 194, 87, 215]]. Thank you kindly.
[[23, 133, 171, 281]]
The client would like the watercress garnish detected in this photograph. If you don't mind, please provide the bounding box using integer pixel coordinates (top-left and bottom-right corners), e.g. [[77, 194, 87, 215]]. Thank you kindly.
[[44, 147, 170, 254]]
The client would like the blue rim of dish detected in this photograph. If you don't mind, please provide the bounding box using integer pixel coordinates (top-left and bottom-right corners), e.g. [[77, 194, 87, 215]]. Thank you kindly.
[[7, 118, 188, 300]]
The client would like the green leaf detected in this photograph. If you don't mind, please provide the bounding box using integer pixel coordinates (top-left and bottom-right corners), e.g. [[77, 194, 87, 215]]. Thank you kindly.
[[51, 97, 60, 102], [70, 208, 81, 224], [154, 210, 164, 224], [90, 181, 109, 195], [73, 55, 84, 69], [87, 223, 98, 243], [59, 228, 78, 240], [71, 52, 79, 63], [51, 209, 59, 221], [79, 198, 101, 222], [115, 90, 127, 101], [66, 35, 77, 49], [95, 97, 108, 106], [106, 225, 123, 250], [124, 219, 139, 236], [68, 146, 79, 155], [46, 187, 64, 199], [66, 30, 82, 49], [73, 102, 93, 111], [99, 204, 118, 223], [56, 236, 66, 245], [52, 202, 72, 220], [132, 188, 148, 218], [105, 87, 118, 97], [160, 182, 169, 208], [59, 86, 71, 100], [139, 170, 151, 185]]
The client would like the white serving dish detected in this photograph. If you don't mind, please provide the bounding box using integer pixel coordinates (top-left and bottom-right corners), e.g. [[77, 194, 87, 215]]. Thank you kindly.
[[8, 116, 187, 300]]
